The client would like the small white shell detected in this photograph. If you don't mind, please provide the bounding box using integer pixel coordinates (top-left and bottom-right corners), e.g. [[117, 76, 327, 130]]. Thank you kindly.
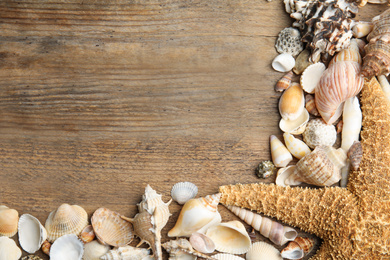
[[283, 133, 311, 159], [189, 232, 215, 254], [300, 62, 326, 94], [272, 53, 296, 72], [246, 242, 282, 260], [341, 97, 362, 152], [171, 182, 198, 205], [275, 166, 302, 187], [378, 75, 390, 103], [270, 135, 293, 168], [50, 234, 84, 260], [281, 241, 304, 260], [279, 109, 310, 134], [18, 214, 48, 254], [82, 240, 110, 260], [0, 236, 22, 260], [213, 253, 245, 260]]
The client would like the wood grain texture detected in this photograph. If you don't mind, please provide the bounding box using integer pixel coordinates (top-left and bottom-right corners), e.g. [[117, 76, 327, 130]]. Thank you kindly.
[[0, 0, 385, 258]]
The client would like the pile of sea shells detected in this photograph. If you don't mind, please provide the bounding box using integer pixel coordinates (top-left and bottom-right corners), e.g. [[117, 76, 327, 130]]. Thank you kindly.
[[0, 183, 315, 260]]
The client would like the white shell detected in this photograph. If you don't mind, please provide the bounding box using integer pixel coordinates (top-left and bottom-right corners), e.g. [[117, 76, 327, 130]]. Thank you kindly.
[[171, 182, 198, 205], [205, 221, 251, 255], [300, 62, 326, 94], [283, 133, 311, 159], [280, 241, 304, 260], [270, 135, 293, 168], [352, 21, 373, 38], [213, 254, 245, 260], [0, 236, 22, 260], [378, 75, 390, 103], [100, 245, 151, 260], [82, 240, 110, 260], [246, 242, 282, 260], [18, 214, 48, 254], [272, 53, 296, 72], [279, 109, 310, 134], [189, 232, 215, 254], [275, 166, 302, 187], [341, 97, 362, 152], [50, 234, 84, 260]]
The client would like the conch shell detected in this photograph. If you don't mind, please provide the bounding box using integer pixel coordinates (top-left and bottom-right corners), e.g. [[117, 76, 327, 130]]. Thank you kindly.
[[162, 239, 216, 260]]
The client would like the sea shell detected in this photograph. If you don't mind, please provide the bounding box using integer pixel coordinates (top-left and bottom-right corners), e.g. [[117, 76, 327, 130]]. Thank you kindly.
[[0, 205, 19, 237], [246, 241, 282, 260], [100, 245, 151, 260], [300, 62, 326, 94], [50, 234, 84, 260], [255, 160, 276, 179], [347, 141, 363, 171], [305, 94, 319, 116], [138, 184, 172, 216], [205, 221, 251, 254], [293, 145, 347, 186], [41, 240, 51, 255], [79, 225, 95, 244], [378, 75, 390, 103], [0, 236, 22, 260], [275, 71, 294, 92], [213, 254, 244, 260], [329, 39, 362, 66], [45, 204, 89, 243], [226, 205, 297, 246], [168, 193, 221, 237], [283, 133, 311, 160], [270, 135, 293, 168], [352, 21, 374, 38], [22, 256, 44, 260], [294, 237, 315, 254], [280, 241, 304, 260], [272, 53, 296, 72], [279, 109, 310, 134], [82, 240, 110, 260], [315, 60, 364, 125], [275, 27, 304, 57], [275, 166, 303, 187], [341, 96, 362, 152], [91, 207, 134, 247], [189, 232, 215, 254], [162, 239, 216, 260], [293, 49, 315, 75], [18, 214, 48, 254], [279, 83, 305, 121], [171, 182, 198, 205], [302, 119, 337, 149]]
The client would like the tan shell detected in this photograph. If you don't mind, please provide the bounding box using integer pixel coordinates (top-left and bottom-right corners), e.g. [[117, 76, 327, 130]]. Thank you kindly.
[[294, 237, 315, 254], [45, 204, 89, 243], [91, 207, 134, 247], [162, 239, 216, 260], [305, 94, 319, 116], [279, 83, 305, 121], [79, 225, 95, 244], [100, 245, 151, 260], [275, 71, 294, 92], [302, 119, 337, 149], [0, 205, 19, 237], [281, 241, 304, 260], [347, 141, 363, 171], [352, 21, 374, 39], [41, 240, 51, 255], [82, 240, 110, 260], [270, 135, 293, 168], [329, 39, 362, 66], [0, 236, 22, 260], [293, 49, 315, 75], [283, 133, 311, 160]]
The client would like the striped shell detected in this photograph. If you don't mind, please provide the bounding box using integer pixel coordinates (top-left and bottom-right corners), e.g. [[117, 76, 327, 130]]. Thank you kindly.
[[0, 205, 19, 237], [275, 71, 293, 92], [213, 254, 244, 260], [347, 141, 363, 171], [246, 241, 282, 260]]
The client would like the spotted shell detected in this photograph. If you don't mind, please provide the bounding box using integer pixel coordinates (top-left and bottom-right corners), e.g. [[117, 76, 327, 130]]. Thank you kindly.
[[302, 119, 337, 149], [275, 27, 304, 57]]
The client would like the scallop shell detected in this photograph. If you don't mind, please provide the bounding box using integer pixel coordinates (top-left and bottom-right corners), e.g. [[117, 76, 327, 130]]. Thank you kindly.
[[18, 214, 48, 254], [162, 239, 216, 260], [50, 234, 84, 260], [171, 182, 198, 205], [45, 204, 89, 243], [378, 75, 390, 103], [168, 193, 221, 237], [91, 207, 134, 247], [275, 166, 303, 187], [302, 119, 337, 149], [279, 108, 309, 134], [82, 240, 110, 260], [79, 225, 95, 244], [280, 241, 304, 260], [272, 53, 296, 72], [352, 21, 374, 38], [226, 205, 297, 246], [189, 232, 215, 254], [213, 254, 244, 260], [347, 141, 363, 171], [100, 245, 151, 260], [275, 71, 294, 92], [300, 62, 325, 94], [0, 236, 22, 260], [279, 83, 304, 121], [341, 96, 362, 152], [246, 241, 282, 260], [283, 133, 311, 160], [270, 135, 293, 168], [205, 221, 251, 254], [275, 27, 304, 57], [0, 205, 19, 237], [305, 94, 319, 116]]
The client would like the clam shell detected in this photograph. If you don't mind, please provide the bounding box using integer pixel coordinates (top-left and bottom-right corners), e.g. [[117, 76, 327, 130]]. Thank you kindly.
[[270, 135, 293, 168], [275, 166, 302, 187], [0, 236, 22, 260], [18, 214, 48, 254], [45, 204, 89, 243], [279, 109, 310, 134], [100, 245, 151, 260], [49, 234, 84, 260], [91, 207, 134, 247], [272, 53, 296, 72], [275, 71, 294, 92], [171, 182, 198, 205], [279, 83, 304, 121], [283, 133, 311, 160], [189, 232, 215, 254], [79, 225, 95, 244], [82, 240, 110, 260], [213, 254, 244, 260], [0, 205, 19, 237], [246, 241, 282, 260], [280, 241, 304, 260], [205, 220, 251, 255], [300, 62, 325, 94]]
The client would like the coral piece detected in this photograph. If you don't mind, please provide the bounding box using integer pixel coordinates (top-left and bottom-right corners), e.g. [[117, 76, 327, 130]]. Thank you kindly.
[[275, 27, 304, 56], [302, 119, 337, 149], [219, 76, 390, 259]]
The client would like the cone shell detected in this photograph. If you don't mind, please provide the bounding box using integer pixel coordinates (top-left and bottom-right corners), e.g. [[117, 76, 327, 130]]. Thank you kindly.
[[279, 109, 310, 135], [283, 133, 311, 160], [275, 166, 303, 187], [162, 239, 216, 260], [0, 236, 22, 260], [45, 204, 89, 243], [279, 83, 305, 121], [205, 220, 251, 254], [246, 241, 282, 260], [41, 240, 51, 255], [18, 214, 48, 254], [189, 232, 215, 254], [213, 254, 244, 260], [82, 240, 110, 260], [270, 135, 293, 168], [347, 141, 363, 171], [50, 234, 84, 260], [100, 245, 151, 260], [275, 71, 294, 92], [168, 193, 221, 237], [0, 205, 19, 237], [171, 182, 198, 205], [300, 62, 326, 94], [91, 207, 134, 247], [281, 241, 304, 260], [272, 53, 296, 72]]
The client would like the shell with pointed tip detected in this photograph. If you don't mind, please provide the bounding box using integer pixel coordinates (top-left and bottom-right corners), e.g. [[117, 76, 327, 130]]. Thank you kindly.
[[226, 205, 297, 246], [279, 109, 310, 135], [189, 232, 215, 254], [41, 240, 51, 255], [79, 225, 95, 244], [171, 182, 198, 205], [281, 241, 304, 260], [275, 166, 302, 187], [213, 254, 244, 260], [302, 119, 337, 149], [347, 141, 363, 171], [100, 245, 151, 260], [294, 237, 315, 254], [0, 236, 22, 260], [50, 234, 84, 260], [138, 184, 172, 216], [205, 220, 251, 254], [0, 205, 19, 237], [162, 239, 216, 260], [283, 133, 311, 160], [246, 241, 282, 260], [45, 204, 89, 243], [279, 83, 304, 121], [91, 208, 134, 247], [272, 53, 296, 72], [300, 62, 325, 94], [329, 39, 362, 66], [305, 94, 319, 116], [82, 240, 110, 260], [341, 96, 362, 152], [168, 193, 221, 237], [275, 71, 293, 92], [270, 135, 293, 168], [18, 214, 48, 254]]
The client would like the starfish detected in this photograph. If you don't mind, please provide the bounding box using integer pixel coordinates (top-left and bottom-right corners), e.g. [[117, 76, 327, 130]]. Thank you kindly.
[[219, 76, 390, 259]]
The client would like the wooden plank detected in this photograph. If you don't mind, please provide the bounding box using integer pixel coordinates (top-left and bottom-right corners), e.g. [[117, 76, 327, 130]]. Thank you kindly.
[[0, 0, 385, 258]]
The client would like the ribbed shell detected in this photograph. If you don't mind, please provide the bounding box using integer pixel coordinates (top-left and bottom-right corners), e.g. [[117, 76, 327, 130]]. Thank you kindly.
[[0, 205, 19, 237], [171, 182, 198, 205], [246, 241, 282, 260], [45, 204, 89, 243]]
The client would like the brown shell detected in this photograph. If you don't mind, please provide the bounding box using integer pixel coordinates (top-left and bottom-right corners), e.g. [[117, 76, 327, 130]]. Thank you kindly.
[[41, 240, 51, 255], [275, 71, 293, 92], [347, 141, 363, 171], [294, 237, 315, 254], [305, 94, 319, 116], [79, 225, 95, 244]]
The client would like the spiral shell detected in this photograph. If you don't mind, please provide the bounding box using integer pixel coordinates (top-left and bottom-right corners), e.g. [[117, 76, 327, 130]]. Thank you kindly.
[[275, 71, 294, 92], [347, 141, 363, 171], [281, 241, 304, 260]]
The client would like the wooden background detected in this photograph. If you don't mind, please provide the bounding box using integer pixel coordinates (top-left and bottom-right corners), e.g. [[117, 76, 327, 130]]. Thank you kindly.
[[0, 1, 385, 258]]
